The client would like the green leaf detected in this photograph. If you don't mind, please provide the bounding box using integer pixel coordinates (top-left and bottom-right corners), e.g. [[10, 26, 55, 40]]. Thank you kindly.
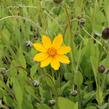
[[13, 79, 23, 109], [106, 74, 109, 84], [37, 104, 50, 109], [60, 81, 70, 94], [83, 91, 95, 105], [85, 106, 97, 109], [3, 96, 15, 108], [100, 56, 109, 68], [57, 97, 78, 109], [74, 71, 83, 86], [104, 0, 109, 24], [44, 75, 54, 88], [64, 73, 73, 80], [30, 64, 38, 78], [22, 94, 33, 109], [96, 87, 104, 105], [16, 47, 26, 68]]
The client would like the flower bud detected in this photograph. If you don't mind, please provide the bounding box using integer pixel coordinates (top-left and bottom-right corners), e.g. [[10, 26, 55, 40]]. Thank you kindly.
[[98, 65, 105, 73], [102, 27, 109, 40], [70, 90, 78, 96], [48, 99, 56, 106], [0, 68, 7, 76], [32, 80, 40, 87], [78, 18, 85, 27], [25, 41, 33, 48]]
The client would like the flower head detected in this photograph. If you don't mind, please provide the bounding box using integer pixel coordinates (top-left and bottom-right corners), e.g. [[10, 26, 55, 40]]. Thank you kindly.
[[102, 27, 109, 40], [33, 34, 71, 70], [98, 65, 105, 73]]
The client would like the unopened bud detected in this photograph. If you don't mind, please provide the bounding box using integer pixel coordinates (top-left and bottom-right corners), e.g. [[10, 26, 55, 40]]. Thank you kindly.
[[32, 80, 40, 87], [48, 99, 56, 106], [98, 65, 105, 73], [25, 41, 33, 48], [0, 68, 7, 76], [70, 90, 78, 96], [102, 27, 109, 40]]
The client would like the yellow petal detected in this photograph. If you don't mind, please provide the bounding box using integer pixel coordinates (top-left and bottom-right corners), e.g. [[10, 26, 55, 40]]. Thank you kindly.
[[52, 34, 63, 49], [33, 53, 48, 62], [40, 57, 52, 68], [57, 45, 71, 54], [57, 55, 70, 64], [51, 57, 60, 70], [42, 35, 52, 49], [33, 43, 46, 52]]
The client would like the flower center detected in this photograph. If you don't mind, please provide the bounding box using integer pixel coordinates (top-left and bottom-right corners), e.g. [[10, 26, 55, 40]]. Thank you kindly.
[[47, 47, 57, 57]]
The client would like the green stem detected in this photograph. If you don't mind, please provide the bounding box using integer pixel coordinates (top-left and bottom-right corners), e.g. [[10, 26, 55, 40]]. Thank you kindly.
[[41, 69, 58, 99], [64, 3, 72, 45]]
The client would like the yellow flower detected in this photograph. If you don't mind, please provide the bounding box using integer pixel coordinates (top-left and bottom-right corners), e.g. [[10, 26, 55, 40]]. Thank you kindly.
[[33, 34, 71, 70]]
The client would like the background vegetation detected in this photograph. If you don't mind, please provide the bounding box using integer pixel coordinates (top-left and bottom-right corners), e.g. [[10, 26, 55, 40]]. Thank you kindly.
[[0, 0, 109, 109]]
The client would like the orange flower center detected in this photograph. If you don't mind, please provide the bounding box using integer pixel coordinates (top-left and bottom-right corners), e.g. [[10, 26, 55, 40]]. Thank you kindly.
[[47, 47, 57, 57]]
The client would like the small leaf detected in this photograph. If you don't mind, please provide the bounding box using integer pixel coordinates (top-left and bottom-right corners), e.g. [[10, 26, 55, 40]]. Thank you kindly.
[[37, 104, 50, 109], [64, 73, 73, 80], [96, 87, 104, 105], [16, 47, 26, 68], [30, 64, 38, 78], [13, 79, 23, 109], [57, 97, 78, 109], [74, 71, 83, 86], [85, 106, 97, 109]]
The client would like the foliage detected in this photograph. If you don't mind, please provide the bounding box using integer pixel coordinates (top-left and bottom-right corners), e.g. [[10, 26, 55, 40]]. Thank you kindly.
[[0, 0, 109, 109]]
